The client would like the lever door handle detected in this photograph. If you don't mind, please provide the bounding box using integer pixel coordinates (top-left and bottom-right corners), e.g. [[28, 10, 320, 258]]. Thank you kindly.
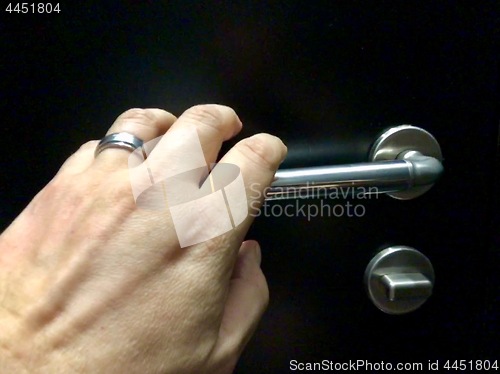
[[267, 125, 443, 200]]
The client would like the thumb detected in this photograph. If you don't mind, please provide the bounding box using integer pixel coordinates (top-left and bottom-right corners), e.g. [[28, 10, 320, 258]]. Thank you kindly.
[[211, 240, 269, 372]]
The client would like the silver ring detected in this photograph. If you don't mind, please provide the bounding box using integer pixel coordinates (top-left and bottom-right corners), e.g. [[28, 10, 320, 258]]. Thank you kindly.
[[94, 132, 144, 157]]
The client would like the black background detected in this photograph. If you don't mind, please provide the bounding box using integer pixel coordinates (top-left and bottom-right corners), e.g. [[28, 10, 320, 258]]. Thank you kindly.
[[1, 1, 498, 373]]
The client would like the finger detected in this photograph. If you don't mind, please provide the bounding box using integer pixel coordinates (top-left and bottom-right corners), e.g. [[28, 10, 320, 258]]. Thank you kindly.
[[217, 133, 287, 237], [211, 241, 269, 370], [176, 133, 284, 289], [166, 133, 285, 257], [130, 105, 243, 228], [57, 140, 99, 175], [94, 108, 177, 169], [146, 104, 242, 176], [145, 132, 285, 257]]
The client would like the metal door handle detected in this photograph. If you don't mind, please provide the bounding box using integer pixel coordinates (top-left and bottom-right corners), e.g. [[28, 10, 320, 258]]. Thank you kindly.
[[267, 125, 443, 200]]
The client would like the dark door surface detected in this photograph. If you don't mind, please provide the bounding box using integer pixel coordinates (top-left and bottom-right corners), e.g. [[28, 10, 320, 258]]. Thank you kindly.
[[2, 2, 498, 373]]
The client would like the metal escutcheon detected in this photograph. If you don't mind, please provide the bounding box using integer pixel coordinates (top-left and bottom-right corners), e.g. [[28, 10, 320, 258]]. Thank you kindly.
[[369, 125, 443, 200], [364, 246, 435, 315]]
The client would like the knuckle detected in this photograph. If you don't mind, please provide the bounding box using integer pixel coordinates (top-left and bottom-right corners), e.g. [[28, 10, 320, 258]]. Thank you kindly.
[[79, 140, 99, 151], [103, 172, 137, 206], [238, 134, 281, 170], [184, 104, 224, 125], [197, 233, 232, 259], [183, 104, 236, 134], [42, 174, 68, 199], [40, 172, 87, 210], [60, 140, 98, 170], [117, 108, 157, 123]]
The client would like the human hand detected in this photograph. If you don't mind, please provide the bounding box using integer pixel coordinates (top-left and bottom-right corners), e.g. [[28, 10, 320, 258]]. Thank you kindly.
[[0, 105, 287, 373]]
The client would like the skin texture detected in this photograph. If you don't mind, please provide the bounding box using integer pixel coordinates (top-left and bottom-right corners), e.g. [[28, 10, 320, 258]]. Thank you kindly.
[[0, 105, 287, 373]]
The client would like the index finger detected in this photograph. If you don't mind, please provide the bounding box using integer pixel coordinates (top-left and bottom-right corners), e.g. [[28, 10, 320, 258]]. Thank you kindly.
[[186, 133, 287, 268]]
